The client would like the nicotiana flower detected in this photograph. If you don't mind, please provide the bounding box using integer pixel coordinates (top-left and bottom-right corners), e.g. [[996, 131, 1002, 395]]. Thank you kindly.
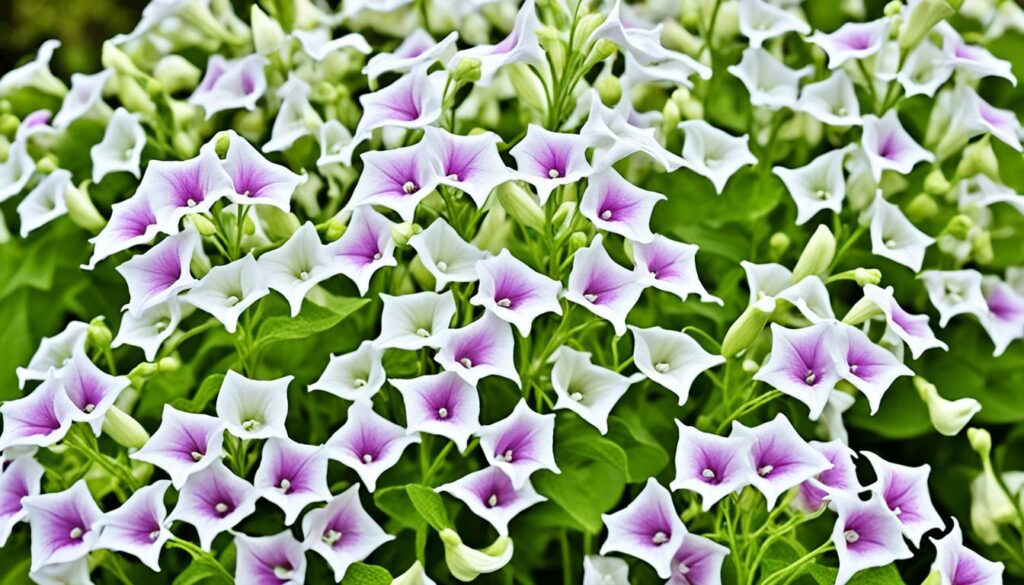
[[860, 111, 935, 182], [796, 440, 862, 511], [940, 26, 1017, 84], [16, 169, 71, 238], [600, 478, 686, 579], [862, 451, 943, 547], [477, 399, 559, 489], [254, 438, 331, 526], [980, 276, 1024, 356], [326, 206, 398, 296], [731, 414, 833, 509], [808, 18, 891, 69], [422, 127, 510, 207], [111, 298, 191, 361], [258, 222, 335, 316], [138, 150, 235, 234], [302, 484, 395, 582], [350, 67, 445, 157], [216, 370, 293, 440], [94, 480, 173, 572], [347, 144, 441, 222], [84, 194, 161, 269], [0, 378, 76, 452], [775, 276, 836, 323], [409, 219, 489, 291], [634, 235, 721, 304], [265, 76, 319, 155], [509, 125, 593, 204], [0, 456, 44, 547], [189, 54, 268, 119], [471, 249, 562, 336], [671, 422, 755, 510], [834, 323, 913, 414], [435, 312, 520, 387], [0, 39, 64, 97], [90, 107, 146, 184], [862, 284, 948, 358], [566, 234, 646, 337], [920, 270, 988, 327], [376, 291, 456, 350], [739, 0, 811, 47], [438, 466, 546, 536], [797, 71, 862, 126], [234, 530, 308, 585], [678, 120, 757, 194], [130, 405, 226, 489], [392, 372, 481, 452], [309, 340, 386, 402], [52, 69, 112, 129], [869, 193, 935, 272], [630, 326, 724, 406], [317, 119, 354, 167], [951, 84, 1024, 152], [549, 347, 642, 435], [293, 29, 371, 61], [183, 254, 269, 333], [583, 555, 629, 585], [448, 0, 544, 86], [897, 41, 953, 98], [930, 519, 1004, 585], [579, 94, 684, 172], [773, 147, 851, 225], [580, 168, 665, 244], [364, 30, 459, 82], [829, 490, 913, 585], [16, 320, 87, 388], [668, 533, 731, 585], [167, 460, 259, 550], [728, 47, 812, 110], [0, 134, 36, 204], [22, 480, 103, 572], [754, 323, 844, 420], [60, 350, 129, 435], [117, 227, 200, 317], [326, 401, 420, 492], [222, 131, 306, 211]]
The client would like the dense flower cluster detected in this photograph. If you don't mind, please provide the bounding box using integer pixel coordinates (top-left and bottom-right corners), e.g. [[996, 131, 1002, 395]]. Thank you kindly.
[[0, 0, 1022, 583]]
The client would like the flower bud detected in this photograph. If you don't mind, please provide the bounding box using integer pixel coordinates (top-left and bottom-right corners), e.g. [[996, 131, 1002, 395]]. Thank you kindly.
[[956, 135, 1000, 181], [497, 182, 546, 233], [915, 377, 980, 436], [898, 0, 956, 50], [595, 74, 621, 107], [393, 561, 432, 585], [391, 222, 421, 247], [471, 207, 513, 254], [324, 217, 347, 242], [64, 181, 106, 233], [905, 193, 939, 222], [721, 296, 776, 358], [453, 57, 482, 84], [153, 55, 201, 95], [173, 132, 198, 159], [567, 231, 589, 254], [588, 39, 619, 65], [968, 427, 992, 461], [944, 214, 974, 240], [742, 358, 760, 373], [552, 201, 576, 233], [102, 41, 145, 79], [102, 405, 150, 450], [923, 168, 951, 196], [242, 213, 256, 236], [661, 100, 681, 137], [662, 20, 703, 56], [574, 14, 606, 50], [768, 232, 791, 260], [841, 295, 883, 325], [257, 206, 301, 241], [157, 356, 180, 373], [506, 64, 547, 114], [440, 528, 514, 582], [972, 230, 994, 265], [829, 267, 882, 286], [537, 27, 567, 72], [251, 5, 286, 55], [791, 225, 835, 283], [36, 154, 59, 175], [117, 76, 156, 117], [0, 114, 19, 137], [884, 0, 903, 16], [189, 214, 218, 237], [86, 317, 113, 353]]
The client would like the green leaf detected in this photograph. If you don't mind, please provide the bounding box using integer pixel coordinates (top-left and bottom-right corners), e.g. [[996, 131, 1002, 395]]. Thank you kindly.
[[649, 168, 785, 228], [534, 461, 625, 534], [406, 484, 451, 531], [255, 294, 368, 348], [172, 373, 225, 413], [339, 563, 392, 585], [374, 485, 426, 530], [172, 557, 234, 585]]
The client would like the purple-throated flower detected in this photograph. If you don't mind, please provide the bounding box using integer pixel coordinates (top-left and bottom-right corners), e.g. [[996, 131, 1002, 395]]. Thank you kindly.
[[301, 484, 395, 582], [326, 401, 420, 492], [326, 206, 398, 296], [808, 19, 891, 69], [138, 150, 235, 234], [477, 399, 559, 489], [861, 112, 935, 183], [796, 440, 862, 511], [566, 234, 646, 337], [580, 169, 665, 244], [130, 405, 226, 489], [85, 194, 161, 269], [254, 438, 331, 526], [670, 421, 755, 510], [391, 371, 481, 452], [0, 378, 76, 452], [600, 478, 687, 579], [940, 26, 1016, 84], [929, 518, 1004, 585], [0, 456, 43, 547], [364, 30, 459, 82], [829, 490, 913, 585], [980, 276, 1024, 356], [116, 227, 201, 317], [166, 460, 259, 550], [668, 533, 731, 585], [834, 323, 913, 414], [94, 480, 173, 572], [862, 284, 948, 358], [549, 346, 642, 435], [862, 451, 943, 547], [60, 350, 130, 436], [437, 466, 546, 536], [422, 127, 510, 207], [471, 249, 562, 336], [22, 480, 103, 572], [189, 54, 268, 119], [348, 144, 440, 223], [448, 0, 544, 86], [754, 322, 845, 420], [350, 67, 445, 156], [215, 370, 293, 440], [633, 235, 721, 304], [509, 125, 593, 204], [435, 312, 520, 387], [235, 530, 308, 585], [222, 131, 306, 211]]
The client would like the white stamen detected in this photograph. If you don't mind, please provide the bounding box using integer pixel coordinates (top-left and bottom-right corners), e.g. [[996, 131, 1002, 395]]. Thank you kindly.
[[487, 493, 498, 507], [353, 378, 367, 388], [600, 209, 613, 220], [701, 468, 716, 480], [844, 529, 859, 543], [155, 320, 169, 332], [362, 453, 374, 464], [190, 450, 204, 462], [322, 529, 342, 546], [372, 252, 383, 261], [436, 260, 448, 272], [84, 403, 96, 413], [279, 479, 291, 492], [402, 181, 417, 194], [225, 295, 239, 306], [149, 530, 161, 541], [654, 362, 671, 374], [241, 419, 260, 431], [437, 407, 449, 419], [496, 297, 512, 308], [884, 238, 897, 248], [124, 148, 134, 160], [186, 198, 197, 208], [447, 173, 459, 181], [273, 566, 294, 580], [331, 144, 343, 154], [460, 357, 473, 368], [893, 506, 902, 516], [570, 391, 584, 402], [804, 370, 816, 385], [583, 293, 598, 303], [548, 168, 560, 179], [836, 107, 848, 116], [815, 189, 829, 200], [69, 527, 84, 539], [416, 327, 431, 337], [758, 464, 774, 477], [299, 270, 310, 281], [502, 449, 514, 462], [242, 190, 251, 197], [849, 364, 859, 374], [214, 502, 230, 514], [651, 531, 669, 545]]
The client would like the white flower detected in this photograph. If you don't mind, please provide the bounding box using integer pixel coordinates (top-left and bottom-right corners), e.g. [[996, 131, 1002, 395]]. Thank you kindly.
[[678, 120, 757, 194], [90, 108, 146, 184], [869, 193, 935, 272], [728, 47, 812, 110], [773, 147, 852, 224]]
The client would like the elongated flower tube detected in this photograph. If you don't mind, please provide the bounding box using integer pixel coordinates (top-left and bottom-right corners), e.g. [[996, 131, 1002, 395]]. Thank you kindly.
[[678, 120, 757, 194], [16, 321, 87, 389], [259, 221, 336, 316], [116, 227, 200, 317], [979, 276, 1024, 356], [167, 460, 259, 550], [52, 69, 112, 129], [583, 555, 629, 585], [216, 370, 292, 440], [549, 346, 642, 435], [731, 414, 832, 509], [448, 0, 543, 86], [409, 218, 489, 291], [510, 125, 593, 204], [93, 480, 172, 572], [376, 291, 456, 351], [60, 350, 129, 436], [633, 235, 721, 304], [671, 422, 755, 510], [477, 399, 559, 489], [438, 466, 546, 536], [869, 194, 935, 273], [22, 480, 103, 572], [830, 490, 913, 585], [364, 30, 459, 82], [920, 269, 988, 327], [630, 326, 724, 406], [139, 150, 236, 234], [90, 107, 146, 184], [862, 451, 943, 547], [234, 530, 307, 585], [796, 440, 862, 511], [350, 67, 445, 156], [862, 284, 948, 358], [797, 71, 862, 126], [0, 456, 44, 547], [326, 401, 420, 492], [439, 528, 513, 582], [435, 312, 520, 387], [754, 323, 845, 420], [301, 484, 395, 582], [348, 144, 441, 222], [728, 47, 812, 110], [222, 131, 306, 211], [254, 438, 331, 526], [326, 206, 398, 296], [861, 112, 935, 183], [600, 478, 686, 579], [668, 533, 730, 585], [309, 340, 386, 402], [929, 518, 1004, 585], [16, 170, 71, 238], [422, 127, 510, 207], [773, 147, 851, 225], [579, 94, 685, 172], [183, 254, 269, 333], [0, 39, 65, 97], [566, 234, 646, 337], [0, 378, 76, 452], [111, 298, 191, 361], [808, 18, 891, 69], [471, 249, 562, 336], [739, 0, 810, 47], [392, 371, 480, 452], [834, 323, 913, 414], [189, 53, 268, 119], [85, 194, 161, 269], [580, 168, 665, 244], [130, 405, 226, 489]]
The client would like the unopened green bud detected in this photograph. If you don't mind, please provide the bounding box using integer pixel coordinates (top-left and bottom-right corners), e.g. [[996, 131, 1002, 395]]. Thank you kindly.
[[574, 14, 606, 49], [172, 132, 197, 159], [506, 64, 547, 114], [915, 377, 980, 436], [768, 232, 791, 260], [453, 57, 482, 84], [157, 356, 180, 373], [829, 267, 882, 287], [102, 41, 145, 79], [251, 5, 286, 55], [956, 136, 1000, 181], [242, 213, 256, 236], [899, 0, 956, 50], [661, 100, 681, 136], [972, 230, 994, 265], [234, 109, 266, 141], [86, 317, 113, 352], [117, 76, 156, 117], [567, 231, 588, 254], [189, 214, 217, 237], [391, 222, 420, 247], [967, 427, 992, 461], [36, 154, 59, 175], [721, 296, 776, 358], [884, 0, 903, 17], [497, 182, 546, 232], [324, 217, 347, 242], [210, 131, 232, 158], [257, 206, 301, 241], [924, 168, 951, 196], [153, 55, 201, 94], [552, 201, 576, 233], [680, 98, 703, 121], [440, 529, 514, 582], [662, 20, 703, 56], [64, 181, 106, 233], [537, 27, 567, 71], [102, 405, 150, 450], [944, 214, 974, 240], [0, 100, 11, 115], [144, 77, 164, 100], [471, 207, 513, 254], [905, 193, 939, 222], [791, 225, 835, 283], [595, 74, 621, 106], [842, 295, 883, 325], [0, 114, 19, 137], [588, 39, 618, 65]]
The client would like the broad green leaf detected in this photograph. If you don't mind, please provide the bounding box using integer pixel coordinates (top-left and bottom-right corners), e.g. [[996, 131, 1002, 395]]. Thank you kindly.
[[406, 484, 451, 531], [534, 461, 625, 534], [172, 557, 234, 585], [374, 485, 427, 530], [339, 562, 392, 585], [255, 294, 368, 348], [172, 373, 225, 413]]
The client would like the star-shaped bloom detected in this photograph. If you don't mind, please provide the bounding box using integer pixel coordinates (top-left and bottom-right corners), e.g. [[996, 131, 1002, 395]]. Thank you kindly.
[[215, 370, 292, 440], [830, 490, 913, 585], [808, 18, 891, 69], [264, 76, 319, 154], [167, 460, 259, 551], [376, 291, 456, 350], [580, 168, 665, 243], [137, 150, 235, 234], [731, 414, 833, 509], [438, 466, 546, 536], [579, 94, 685, 172], [471, 249, 562, 336], [510, 125, 593, 203], [0, 135, 36, 205], [862, 451, 943, 547], [629, 326, 723, 406], [478, 399, 559, 489], [254, 438, 331, 526], [941, 28, 1017, 84], [364, 30, 459, 82], [583, 555, 629, 585], [0, 456, 43, 547], [260, 220, 336, 313], [435, 312, 520, 387], [309, 340, 386, 402], [600, 478, 686, 579], [861, 111, 935, 182], [16, 169, 71, 238], [222, 131, 306, 211], [754, 323, 845, 419], [897, 41, 953, 99], [773, 147, 851, 225], [326, 206, 398, 296], [317, 119, 354, 167], [633, 235, 721, 304], [728, 47, 812, 110], [130, 405, 226, 489], [16, 320, 87, 388], [670, 422, 755, 510], [422, 127, 510, 207], [392, 371, 481, 452], [60, 350, 129, 436], [980, 276, 1024, 356], [678, 120, 757, 194], [566, 234, 646, 337], [408, 219, 489, 291], [797, 71, 862, 126], [869, 193, 935, 273], [348, 144, 440, 222], [862, 284, 947, 359], [739, 0, 810, 47], [775, 276, 835, 323], [301, 484, 394, 582], [920, 270, 988, 328], [0, 39, 64, 97], [834, 323, 912, 414], [111, 298, 191, 361], [22, 480, 103, 572], [28, 558, 93, 585], [0, 379, 76, 451], [930, 519, 1004, 585], [326, 401, 420, 492], [668, 533, 730, 585], [189, 54, 268, 119], [951, 84, 1023, 152], [234, 530, 307, 585], [94, 480, 172, 572], [349, 67, 445, 158], [117, 228, 200, 317], [52, 69, 112, 129], [90, 108, 146, 184], [293, 29, 371, 61], [183, 254, 269, 333], [84, 194, 161, 269], [448, 0, 544, 86], [796, 440, 862, 511], [550, 347, 642, 434]]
